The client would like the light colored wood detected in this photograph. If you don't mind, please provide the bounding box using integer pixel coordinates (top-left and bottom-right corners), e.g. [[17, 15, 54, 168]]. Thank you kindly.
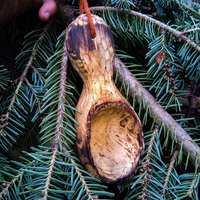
[[66, 14, 144, 184]]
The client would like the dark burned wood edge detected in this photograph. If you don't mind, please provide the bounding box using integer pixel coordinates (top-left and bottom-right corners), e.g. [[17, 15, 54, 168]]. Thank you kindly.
[[66, 14, 144, 183], [86, 100, 144, 184], [66, 14, 115, 61]]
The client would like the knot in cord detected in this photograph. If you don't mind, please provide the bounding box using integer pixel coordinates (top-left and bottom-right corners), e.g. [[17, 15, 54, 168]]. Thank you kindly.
[[79, 0, 96, 38]]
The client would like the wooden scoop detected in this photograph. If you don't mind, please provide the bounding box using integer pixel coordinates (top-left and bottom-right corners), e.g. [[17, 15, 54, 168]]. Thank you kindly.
[[66, 14, 144, 184]]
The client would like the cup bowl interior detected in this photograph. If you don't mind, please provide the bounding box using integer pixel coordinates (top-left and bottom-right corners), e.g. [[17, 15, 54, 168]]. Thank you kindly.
[[86, 101, 143, 183]]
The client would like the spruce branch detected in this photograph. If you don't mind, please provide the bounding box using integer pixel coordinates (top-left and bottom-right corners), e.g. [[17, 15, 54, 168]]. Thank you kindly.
[[182, 28, 200, 35], [173, 0, 200, 19], [138, 126, 159, 200], [162, 150, 179, 197], [0, 20, 53, 140], [0, 171, 23, 199], [114, 57, 200, 166], [187, 171, 200, 198], [30, 64, 45, 82], [24, 77, 40, 104], [40, 38, 68, 199], [69, 156, 94, 200], [43, 148, 58, 200], [50, 41, 68, 151], [90, 6, 200, 53]]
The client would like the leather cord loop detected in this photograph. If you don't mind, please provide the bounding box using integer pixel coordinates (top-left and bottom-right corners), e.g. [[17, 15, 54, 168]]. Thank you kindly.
[[79, 0, 96, 38]]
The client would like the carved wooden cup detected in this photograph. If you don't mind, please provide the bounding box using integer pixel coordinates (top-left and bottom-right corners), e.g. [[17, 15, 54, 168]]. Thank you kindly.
[[66, 14, 144, 184]]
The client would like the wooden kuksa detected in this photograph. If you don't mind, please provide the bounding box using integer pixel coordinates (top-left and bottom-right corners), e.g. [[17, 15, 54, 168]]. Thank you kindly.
[[66, 14, 144, 184]]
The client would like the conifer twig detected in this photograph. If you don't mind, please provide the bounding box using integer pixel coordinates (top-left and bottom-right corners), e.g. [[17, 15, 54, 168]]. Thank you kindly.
[[182, 28, 200, 35], [0, 172, 23, 199], [139, 126, 159, 200], [30, 64, 45, 81], [89, 6, 200, 53], [70, 158, 94, 200], [43, 148, 58, 200], [0, 20, 53, 137], [51, 41, 68, 151], [114, 57, 200, 167], [187, 172, 200, 197], [24, 77, 40, 104], [162, 150, 179, 197], [63, 148, 95, 199]]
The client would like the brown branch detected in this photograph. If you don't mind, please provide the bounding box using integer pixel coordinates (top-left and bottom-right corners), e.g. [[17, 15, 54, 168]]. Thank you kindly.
[[50, 40, 68, 151], [182, 28, 200, 35], [0, 172, 23, 199], [63, 149, 95, 200], [0, 20, 53, 137], [42, 148, 57, 200], [146, 126, 159, 166], [114, 57, 200, 167], [162, 150, 179, 197], [89, 6, 200, 53], [187, 171, 200, 197], [139, 126, 159, 200], [72, 160, 94, 199]]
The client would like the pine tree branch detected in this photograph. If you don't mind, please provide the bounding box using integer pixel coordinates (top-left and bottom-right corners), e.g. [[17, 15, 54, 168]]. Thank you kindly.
[[24, 77, 40, 104], [89, 6, 200, 53], [0, 74, 23, 138], [51, 42, 68, 151], [145, 126, 159, 167], [0, 20, 53, 139], [42, 40, 68, 200], [174, 0, 200, 18], [187, 171, 200, 197], [68, 155, 95, 200], [162, 150, 179, 197], [0, 171, 23, 199], [139, 126, 159, 200], [30, 64, 45, 81], [114, 57, 200, 167], [182, 28, 200, 35], [43, 148, 58, 200]]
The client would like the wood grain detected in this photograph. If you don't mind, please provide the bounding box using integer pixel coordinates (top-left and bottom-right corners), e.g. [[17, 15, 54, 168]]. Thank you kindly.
[[66, 14, 144, 184]]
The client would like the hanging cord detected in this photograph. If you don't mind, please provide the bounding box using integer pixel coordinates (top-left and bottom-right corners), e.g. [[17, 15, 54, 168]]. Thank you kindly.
[[79, 0, 96, 38]]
